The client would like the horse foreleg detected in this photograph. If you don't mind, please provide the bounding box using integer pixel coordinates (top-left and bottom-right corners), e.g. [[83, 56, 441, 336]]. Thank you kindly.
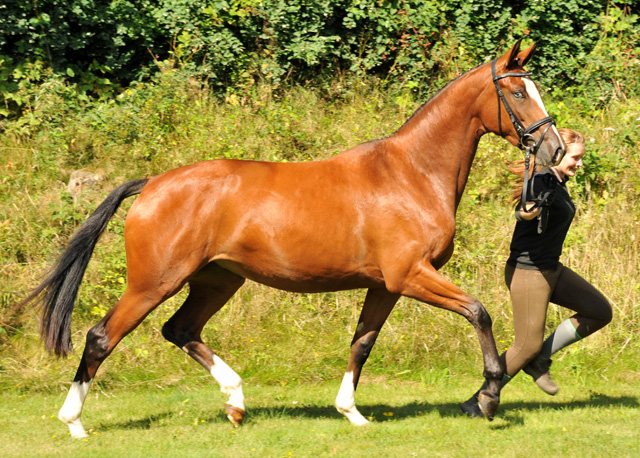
[[395, 263, 503, 420], [465, 300, 502, 419], [162, 266, 246, 426], [336, 288, 399, 425], [59, 288, 169, 438]]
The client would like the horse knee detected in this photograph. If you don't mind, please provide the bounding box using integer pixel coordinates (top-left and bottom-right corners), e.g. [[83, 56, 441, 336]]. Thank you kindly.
[[467, 300, 492, 330]]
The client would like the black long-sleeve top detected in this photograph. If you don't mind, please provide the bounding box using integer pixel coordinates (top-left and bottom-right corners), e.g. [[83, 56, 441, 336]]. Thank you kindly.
[[507, 168, 576, 270]]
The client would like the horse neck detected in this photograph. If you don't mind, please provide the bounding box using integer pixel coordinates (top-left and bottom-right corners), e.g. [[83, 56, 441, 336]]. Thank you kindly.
[[390, 66, 489, 207]]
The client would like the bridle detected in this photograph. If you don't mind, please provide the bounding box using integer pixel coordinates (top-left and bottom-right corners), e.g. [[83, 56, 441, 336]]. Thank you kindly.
[[491, 59, 557, 213]]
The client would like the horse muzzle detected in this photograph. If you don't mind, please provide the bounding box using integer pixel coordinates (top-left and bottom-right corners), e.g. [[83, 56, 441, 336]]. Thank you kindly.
[[534, 139, 564, 167]]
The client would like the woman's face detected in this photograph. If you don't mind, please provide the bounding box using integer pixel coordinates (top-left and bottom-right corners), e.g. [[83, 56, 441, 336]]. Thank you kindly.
[[556, 142, 585, 178]]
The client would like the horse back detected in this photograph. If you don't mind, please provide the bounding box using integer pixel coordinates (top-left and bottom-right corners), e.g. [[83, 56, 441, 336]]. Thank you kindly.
[[124, 151, 454, 292]]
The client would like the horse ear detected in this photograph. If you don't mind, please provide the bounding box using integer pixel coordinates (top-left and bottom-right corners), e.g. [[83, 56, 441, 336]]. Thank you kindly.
[[497, 39, 522, 70], [517, 42, 538, 68], [505, 39, 537, 70], [507, 38, 523, 66]]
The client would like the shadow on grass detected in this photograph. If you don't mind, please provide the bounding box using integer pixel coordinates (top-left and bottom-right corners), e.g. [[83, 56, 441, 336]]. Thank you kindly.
[[95, 392, 639, 432], [244, 392, 640, 423], [97, 411, 176, 431]]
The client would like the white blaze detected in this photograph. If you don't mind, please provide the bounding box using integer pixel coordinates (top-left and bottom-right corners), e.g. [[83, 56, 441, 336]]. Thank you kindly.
[[524, 78, 561, 142]]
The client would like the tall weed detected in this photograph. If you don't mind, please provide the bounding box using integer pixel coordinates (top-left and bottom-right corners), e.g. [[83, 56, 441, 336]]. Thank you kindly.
[[1, 73, 638, 390]]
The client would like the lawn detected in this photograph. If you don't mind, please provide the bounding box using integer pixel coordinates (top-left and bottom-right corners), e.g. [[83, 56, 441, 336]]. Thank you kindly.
[[3, 373, 638, 458]]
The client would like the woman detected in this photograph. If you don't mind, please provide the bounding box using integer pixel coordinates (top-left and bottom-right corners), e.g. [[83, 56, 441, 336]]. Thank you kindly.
[[461, 128, 612, 417]]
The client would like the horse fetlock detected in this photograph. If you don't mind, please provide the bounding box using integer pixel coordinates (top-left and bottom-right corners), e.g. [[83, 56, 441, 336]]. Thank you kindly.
[[60, 415, 89, 439], [483, 366, 504, 384], [478, 390, 500, 421], [335, 371, 369, 426], [223, 385, 245, 411], [336, 404, 369, 426], [221, 383, 245, 426], [59, 403, 88, 439]]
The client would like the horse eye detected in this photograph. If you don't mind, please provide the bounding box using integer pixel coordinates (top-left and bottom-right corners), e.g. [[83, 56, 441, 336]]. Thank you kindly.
[[513, 91, 525, 99]]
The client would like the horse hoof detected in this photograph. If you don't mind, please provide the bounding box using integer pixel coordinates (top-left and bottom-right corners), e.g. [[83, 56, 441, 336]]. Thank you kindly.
[[477, 390, 500, 421], [224, 403, 245, 427]]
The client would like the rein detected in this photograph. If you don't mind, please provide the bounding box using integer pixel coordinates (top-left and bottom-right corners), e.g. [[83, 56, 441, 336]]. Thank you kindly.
[[491, 59, 556, 213]]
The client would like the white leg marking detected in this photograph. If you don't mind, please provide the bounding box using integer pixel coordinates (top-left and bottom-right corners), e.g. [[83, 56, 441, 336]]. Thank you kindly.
[[210, 355, 245, 412], [58, 380, 92, 439], [335, 371, 369, 426]]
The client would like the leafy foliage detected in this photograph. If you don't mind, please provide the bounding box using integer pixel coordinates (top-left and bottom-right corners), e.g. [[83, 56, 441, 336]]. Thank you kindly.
[[2, 0, 639, 119]]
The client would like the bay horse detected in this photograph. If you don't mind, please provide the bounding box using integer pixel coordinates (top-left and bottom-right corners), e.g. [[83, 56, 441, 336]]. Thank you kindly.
[[21, 39, 563, 438]]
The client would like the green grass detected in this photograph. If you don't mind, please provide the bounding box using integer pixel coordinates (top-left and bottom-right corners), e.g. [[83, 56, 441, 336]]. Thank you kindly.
[[2, 373, 639, 458]]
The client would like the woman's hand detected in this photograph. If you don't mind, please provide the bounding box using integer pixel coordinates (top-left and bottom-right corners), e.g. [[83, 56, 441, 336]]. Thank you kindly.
[[515, 202, 540, 221]]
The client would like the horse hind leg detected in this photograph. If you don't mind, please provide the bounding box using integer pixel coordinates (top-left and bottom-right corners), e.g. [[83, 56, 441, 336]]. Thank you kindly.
[[336, 288, 399, 425], [58, 287, 174, 438], [161, 264, 246, 426]]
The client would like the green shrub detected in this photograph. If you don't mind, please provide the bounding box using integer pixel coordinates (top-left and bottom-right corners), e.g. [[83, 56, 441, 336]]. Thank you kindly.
[[2, 0, 639, 119]]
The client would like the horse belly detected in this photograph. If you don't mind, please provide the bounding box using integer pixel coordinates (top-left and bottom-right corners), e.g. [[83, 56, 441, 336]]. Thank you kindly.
[[214, 258, 381, 293], [211, 207, 383, 293]]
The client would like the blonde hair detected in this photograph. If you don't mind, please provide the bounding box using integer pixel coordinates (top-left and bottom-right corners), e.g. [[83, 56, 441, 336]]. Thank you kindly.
[[507, 128, 585, 202], [557, 128, 585, 147]]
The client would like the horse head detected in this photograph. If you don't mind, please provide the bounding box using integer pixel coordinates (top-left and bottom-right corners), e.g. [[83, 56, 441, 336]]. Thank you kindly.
[[483, 39, 565, 167]]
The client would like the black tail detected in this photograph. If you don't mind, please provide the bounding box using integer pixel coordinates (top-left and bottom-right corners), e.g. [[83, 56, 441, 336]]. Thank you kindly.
[[19, 179, 149, 357]]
